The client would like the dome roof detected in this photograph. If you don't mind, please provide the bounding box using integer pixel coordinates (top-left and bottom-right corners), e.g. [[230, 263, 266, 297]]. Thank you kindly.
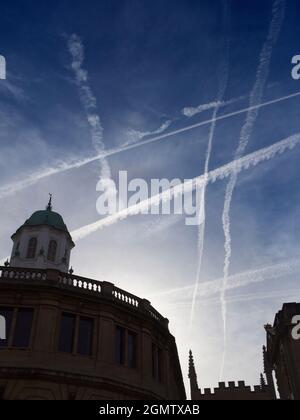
[[24, 209, 69, 233], [13, 206, 74, 245]]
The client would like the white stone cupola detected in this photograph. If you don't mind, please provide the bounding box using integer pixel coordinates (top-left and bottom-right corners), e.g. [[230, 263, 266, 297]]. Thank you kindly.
[[9, 196, 75, 273]]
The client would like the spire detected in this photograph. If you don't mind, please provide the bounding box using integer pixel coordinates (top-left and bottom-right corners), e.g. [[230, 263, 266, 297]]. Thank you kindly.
[[263, 345, 277, 400], [188, 350, 199, 394], [46, 194, 53, 211]]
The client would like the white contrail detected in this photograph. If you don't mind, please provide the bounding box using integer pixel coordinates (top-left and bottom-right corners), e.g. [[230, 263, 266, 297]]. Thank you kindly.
[[2, 254, 299, 305], [189, 0, 231, 328], [151, 258, 300, 301], [181, 83, 276, 118], [200, 288, 300, 306], [167, 288, 300, 308], [0, 155, 97, 199], [68, 34, 115, 197], [1, 130, 298, 263], [122, 120, 172, 147], [182, 95, 245, 118], [0, 89, 299, 201], [103, 91, 300, 158], [71, 132, 300, 241], [220, 0, 286, 380]]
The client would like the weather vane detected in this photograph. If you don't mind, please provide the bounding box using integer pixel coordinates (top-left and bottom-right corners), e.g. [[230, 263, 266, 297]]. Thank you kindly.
[[47, 193, 53, 211]]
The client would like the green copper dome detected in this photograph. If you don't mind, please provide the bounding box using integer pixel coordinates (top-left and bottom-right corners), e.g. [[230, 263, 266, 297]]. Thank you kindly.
[[24, 209, 69, 233], [12, 196, 74, 245]]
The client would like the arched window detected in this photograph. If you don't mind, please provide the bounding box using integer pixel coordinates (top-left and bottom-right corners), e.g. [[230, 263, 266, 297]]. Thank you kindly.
[[26, 238, 37, 259], [14, 241, 20, 257], [47, 240, 57, 262]]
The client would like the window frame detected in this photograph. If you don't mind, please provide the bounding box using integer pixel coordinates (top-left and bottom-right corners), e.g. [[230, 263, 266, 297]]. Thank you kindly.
[[115, 325, 139, 369], [47, 239, 58, 262], [57, 311, 95, 358], [12, 308, 34, 349], [26, 237, 38, 259], [0, 306, 35, 350]]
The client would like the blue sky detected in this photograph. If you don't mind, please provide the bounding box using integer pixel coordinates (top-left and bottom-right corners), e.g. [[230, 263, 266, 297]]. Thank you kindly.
[[1, 0, 300, 392]]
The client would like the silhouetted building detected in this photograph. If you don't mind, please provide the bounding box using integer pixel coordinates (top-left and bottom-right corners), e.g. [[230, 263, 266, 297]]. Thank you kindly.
[[189, 350, 274, 400], [265, 302, 300, 400], [0, 202, 186, 400], [190, 303, 300, 400]]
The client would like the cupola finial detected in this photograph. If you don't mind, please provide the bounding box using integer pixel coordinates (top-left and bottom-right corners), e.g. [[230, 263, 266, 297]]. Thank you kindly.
[[47, 193, 53, 211]]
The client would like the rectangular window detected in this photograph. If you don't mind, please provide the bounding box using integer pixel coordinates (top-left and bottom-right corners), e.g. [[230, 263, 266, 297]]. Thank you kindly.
[[128, 332, 137, 369], [77, 317, 93, 356], [12, 309, 33, 348], [116, 326, 125, 365], [0, 307, 14, 348], [58, 313, 76, 353]]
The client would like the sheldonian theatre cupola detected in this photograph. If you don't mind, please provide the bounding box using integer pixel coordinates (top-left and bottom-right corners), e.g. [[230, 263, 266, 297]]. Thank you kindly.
[[9, 195, 75, 273]]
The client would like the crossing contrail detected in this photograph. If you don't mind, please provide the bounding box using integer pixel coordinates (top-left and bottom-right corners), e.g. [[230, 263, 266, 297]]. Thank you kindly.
[[182, 94, 246, 118], [181, 83, 275, 118], [71, 132, 300, 241], [0, 89, 299, 201], [1, 131, 300, 266], [1, 130, 299, 265], [165, 288, 300, 309], [151, 258, 300, 300], [103, 91, 300, 158], [189, 0, 231, 328], [220, 0, 286, 380]]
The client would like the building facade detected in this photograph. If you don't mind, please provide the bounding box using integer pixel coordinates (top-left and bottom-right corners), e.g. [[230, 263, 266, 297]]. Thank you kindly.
[[265, 302, 300, 400], [0, 204, 186, 400]]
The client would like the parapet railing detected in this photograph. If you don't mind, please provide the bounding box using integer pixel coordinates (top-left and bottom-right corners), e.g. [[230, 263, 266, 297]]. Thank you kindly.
[[0, 266, 168, 329]]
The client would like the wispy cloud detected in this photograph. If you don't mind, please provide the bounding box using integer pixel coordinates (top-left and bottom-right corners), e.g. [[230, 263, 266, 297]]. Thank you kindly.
[[220, 0, 286, 380], [190, 0, 231, 328]]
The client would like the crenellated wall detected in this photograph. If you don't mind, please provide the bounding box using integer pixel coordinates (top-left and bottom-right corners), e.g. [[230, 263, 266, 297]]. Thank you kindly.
[[192, 381, 272, 400]]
